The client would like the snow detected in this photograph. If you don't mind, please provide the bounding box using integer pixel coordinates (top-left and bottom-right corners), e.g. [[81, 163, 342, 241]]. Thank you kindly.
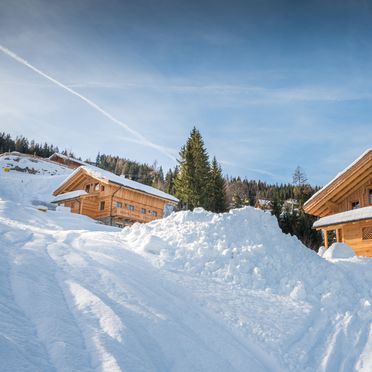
[[57, 165, 179, 203], [313, 206, 372, 228], [52, 190, 88, 203], [0, 156, 371, 372], [323, 243, 356, 259], [1, 153, 71, 176]]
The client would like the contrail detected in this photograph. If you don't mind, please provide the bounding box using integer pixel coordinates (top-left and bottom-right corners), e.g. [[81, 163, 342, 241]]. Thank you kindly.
[[0, 45, 176, 161]]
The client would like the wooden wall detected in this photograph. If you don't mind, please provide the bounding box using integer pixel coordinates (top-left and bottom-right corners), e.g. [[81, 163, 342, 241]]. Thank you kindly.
[[335, 177, 372, 213], [343, 221, 372, 257], [321, 220, 372, 257]]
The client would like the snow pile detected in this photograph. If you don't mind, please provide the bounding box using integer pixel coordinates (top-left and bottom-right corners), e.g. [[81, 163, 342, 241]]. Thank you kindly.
[[323, 242, 356, 259], [122, 207, 354, 300]]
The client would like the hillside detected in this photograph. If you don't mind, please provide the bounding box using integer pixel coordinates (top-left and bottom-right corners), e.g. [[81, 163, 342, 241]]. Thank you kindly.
[[0, 154, 371, 371]]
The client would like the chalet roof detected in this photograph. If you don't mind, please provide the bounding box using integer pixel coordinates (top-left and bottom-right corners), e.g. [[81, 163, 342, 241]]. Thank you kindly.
[[304, 149, 372, 217], [51, 190, 88, 203], [56, 165, 179, 203], [313, 206, 372, 228]]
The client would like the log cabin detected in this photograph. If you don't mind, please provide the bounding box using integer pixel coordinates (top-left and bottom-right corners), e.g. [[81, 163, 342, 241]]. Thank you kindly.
[[304, 149, 372, 257], [52, 165, 178, 227]]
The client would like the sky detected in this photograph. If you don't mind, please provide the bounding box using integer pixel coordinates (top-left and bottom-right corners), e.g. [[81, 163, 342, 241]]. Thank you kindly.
[[1, 0, 372, 185]]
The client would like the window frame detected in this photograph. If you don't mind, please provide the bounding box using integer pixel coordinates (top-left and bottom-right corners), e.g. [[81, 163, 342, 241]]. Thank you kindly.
[[99, 201, 105, 211]]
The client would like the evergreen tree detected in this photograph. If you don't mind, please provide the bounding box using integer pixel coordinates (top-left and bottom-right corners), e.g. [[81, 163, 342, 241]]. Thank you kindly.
[[208, 157, 226, 212], [175, 127, 211, 210]]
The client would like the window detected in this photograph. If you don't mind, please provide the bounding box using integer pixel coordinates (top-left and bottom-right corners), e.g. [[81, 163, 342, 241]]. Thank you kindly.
[[362, 226, 372, 240], [369, 190, 372, 205], [140, 208, 146, 214], [116, 202, 123, 208], [351, 201, 360, 210], [94, 183, 100, 191], [85, 184, 91, 193], [101, 185, 105, 192], [128, 205, 134, 211], [99, 201, 105, 211], [151, 211, 157, 217]]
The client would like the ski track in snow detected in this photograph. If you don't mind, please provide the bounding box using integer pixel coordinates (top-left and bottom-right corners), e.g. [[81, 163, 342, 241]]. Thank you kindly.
[[0, 154, 371, 371]]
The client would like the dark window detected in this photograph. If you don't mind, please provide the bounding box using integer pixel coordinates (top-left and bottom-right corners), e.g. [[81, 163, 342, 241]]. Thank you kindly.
[[85, 184, 90, 193], [151, 211, 157, 217], [351, 201, 360, 210], [140, 208, 146, 214], [116, 202, 123, 208], [369, 190, 372, 205], [101, 185, 105, 192], [128, 205, 134, 211], [99, 201, 105, 211]]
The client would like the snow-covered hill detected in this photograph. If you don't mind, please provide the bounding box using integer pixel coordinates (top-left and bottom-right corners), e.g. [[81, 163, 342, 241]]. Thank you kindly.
[[0, 158, 371, 371]]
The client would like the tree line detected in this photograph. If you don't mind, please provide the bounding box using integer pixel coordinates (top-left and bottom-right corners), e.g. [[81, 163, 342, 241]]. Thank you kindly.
[[0, 132, 76, 158]]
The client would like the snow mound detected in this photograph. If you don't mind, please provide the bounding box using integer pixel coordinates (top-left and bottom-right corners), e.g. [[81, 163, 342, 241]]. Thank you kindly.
[[323, 242, 356, 259], [123, 207, 339, 297], [318, 246, 326, 256]]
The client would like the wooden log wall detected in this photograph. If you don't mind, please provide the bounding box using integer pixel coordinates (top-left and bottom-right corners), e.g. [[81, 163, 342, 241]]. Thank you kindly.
[[58, 173, 175, 224]]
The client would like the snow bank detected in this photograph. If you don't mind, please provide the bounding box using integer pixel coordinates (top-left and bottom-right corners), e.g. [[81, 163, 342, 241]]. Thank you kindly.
[[123, 207, 328, 295], [323, 243, 356, 259]]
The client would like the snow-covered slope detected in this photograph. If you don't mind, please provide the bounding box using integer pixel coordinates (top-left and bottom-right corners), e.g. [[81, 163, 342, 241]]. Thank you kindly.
[[0, 160, 371, 371]]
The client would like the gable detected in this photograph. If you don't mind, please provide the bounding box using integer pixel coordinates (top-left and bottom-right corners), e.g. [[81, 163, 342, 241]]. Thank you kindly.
[[304, 150, 372, 217]]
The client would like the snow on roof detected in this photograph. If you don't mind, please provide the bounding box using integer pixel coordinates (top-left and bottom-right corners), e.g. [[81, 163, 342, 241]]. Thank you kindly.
[[304, 149, 372, 208], [58, 165, 179, 203], [49, 153, 89, 166], [52, 190, 87, 203], [313, 206, 372, 228]]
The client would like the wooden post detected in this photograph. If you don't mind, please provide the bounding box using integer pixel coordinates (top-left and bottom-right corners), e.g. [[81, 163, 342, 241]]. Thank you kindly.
[[336, 228, 341, 243], [324, 229, 329, 248], [79, 198, 83, 214]]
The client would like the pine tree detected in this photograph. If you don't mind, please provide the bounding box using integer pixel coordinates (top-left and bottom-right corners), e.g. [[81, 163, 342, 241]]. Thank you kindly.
[[175, 127, 210, 210], [208, 157, 226, 212]]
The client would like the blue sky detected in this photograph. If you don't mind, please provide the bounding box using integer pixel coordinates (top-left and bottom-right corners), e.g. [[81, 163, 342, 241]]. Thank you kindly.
[[1, 0, 372, 185]]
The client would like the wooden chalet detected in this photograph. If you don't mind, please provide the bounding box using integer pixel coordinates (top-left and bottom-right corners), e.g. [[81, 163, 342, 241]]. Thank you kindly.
[[304, 149, 372, 257], [49, 153, 88, 169], [52, 166, 178, 227]]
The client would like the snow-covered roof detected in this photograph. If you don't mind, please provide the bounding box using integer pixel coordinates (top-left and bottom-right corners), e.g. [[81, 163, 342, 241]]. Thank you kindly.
[[49, 153, 89, 166], [51, 190, 88, 203], [57, 165, 179, 203], [313, 206, 372, 228], [304, 149, 372, 208]]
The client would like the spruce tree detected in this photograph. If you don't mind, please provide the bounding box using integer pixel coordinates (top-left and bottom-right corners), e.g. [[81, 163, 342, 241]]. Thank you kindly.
[[208, 157, 226, 212], [175, 127, 210, 210]]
